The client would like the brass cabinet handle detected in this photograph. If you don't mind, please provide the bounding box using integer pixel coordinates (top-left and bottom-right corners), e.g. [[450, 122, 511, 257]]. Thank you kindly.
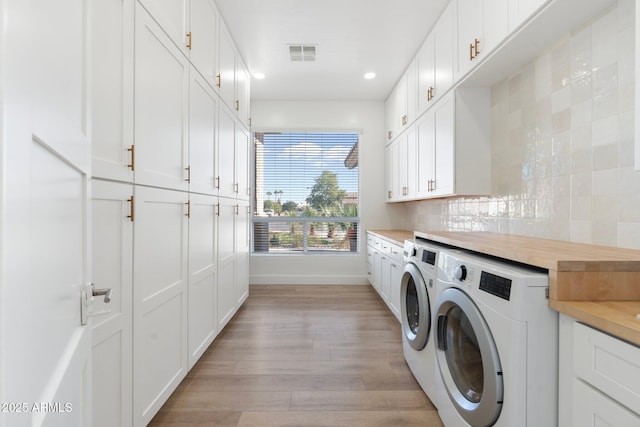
[[216, 73, 221, 88], [235, 100, 239, 111], [185, 201, 191, 218], [474, 38, 480, 57], [215, 176, 220, 189], [388, 131, 392, 140], [185, 165, 191, 183], [234, 204, 239, 215], [215, 203, 220, 216], [127, 196, 134, 222], [127, 145, 135, 171], [186, 32, 192, 50], [234, 182, 239, 193], [470, 43, 474, 61]]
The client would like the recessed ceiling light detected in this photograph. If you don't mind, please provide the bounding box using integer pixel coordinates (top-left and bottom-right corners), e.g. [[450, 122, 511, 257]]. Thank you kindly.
[[364, 72, 376, 80], [253, 72, 266, 80]]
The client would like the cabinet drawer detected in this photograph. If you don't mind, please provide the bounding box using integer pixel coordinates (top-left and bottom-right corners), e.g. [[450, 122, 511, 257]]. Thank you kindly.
[[573, 379, 640, 426], [574, 322, 640, 415]]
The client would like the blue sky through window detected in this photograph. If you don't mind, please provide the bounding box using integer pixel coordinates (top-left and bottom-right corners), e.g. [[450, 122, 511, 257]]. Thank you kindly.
[[259, 132, 359, 206]]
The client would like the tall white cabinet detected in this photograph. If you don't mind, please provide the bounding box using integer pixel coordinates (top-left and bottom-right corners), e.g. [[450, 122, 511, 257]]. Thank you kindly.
[[90, 1, 251, 425]]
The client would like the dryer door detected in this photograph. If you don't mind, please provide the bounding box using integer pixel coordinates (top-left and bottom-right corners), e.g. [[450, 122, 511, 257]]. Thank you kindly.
[[435, 287, 503, 426], [400, 263, 431, 351]]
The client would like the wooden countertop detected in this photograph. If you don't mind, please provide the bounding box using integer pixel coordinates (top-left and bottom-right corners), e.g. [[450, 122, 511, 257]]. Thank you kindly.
[[368, 230, 413, 247], [413, 231, 640, 347]]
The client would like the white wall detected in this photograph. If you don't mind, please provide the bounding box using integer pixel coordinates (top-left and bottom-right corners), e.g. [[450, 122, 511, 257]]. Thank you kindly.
[[250, 100, 405, 284], [405, 0, 640, 249]]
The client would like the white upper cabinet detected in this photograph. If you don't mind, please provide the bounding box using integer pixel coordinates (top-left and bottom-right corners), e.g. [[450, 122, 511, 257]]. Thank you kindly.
[[137, 0, 219, 90], [508, 0, 548, 32], [91, 0, 134, 183], [189, 68, 218, 195], [418, 2, 453, 115], [218, 24, 236, 110], [189, 0, 219, 88], [454, 0, 508, 81], [384, 60, 416, 143], [415, 89, 491, 200], [236, 58, 251, 127], [134, 5, 190, 191], [137, 0, 189, 56]]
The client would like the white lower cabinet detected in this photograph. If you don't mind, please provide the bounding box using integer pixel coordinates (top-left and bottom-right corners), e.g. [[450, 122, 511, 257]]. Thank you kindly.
[[133, 186, 189, 426], [366, 233, 403, 321], [217, 197, 238, 329], [187, 193, 218, 369], [235, 199, 250, 305], [559, 314, 640, 427], [91, 180, 134, 427]]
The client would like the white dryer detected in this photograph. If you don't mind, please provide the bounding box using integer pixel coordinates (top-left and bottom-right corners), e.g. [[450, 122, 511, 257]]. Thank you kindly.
[[400, 238, 445, 405], [434, 250, 558, 427]]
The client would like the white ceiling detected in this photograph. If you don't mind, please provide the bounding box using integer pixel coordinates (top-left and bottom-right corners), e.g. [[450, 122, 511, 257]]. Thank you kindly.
[[215, 0, 449, 101]]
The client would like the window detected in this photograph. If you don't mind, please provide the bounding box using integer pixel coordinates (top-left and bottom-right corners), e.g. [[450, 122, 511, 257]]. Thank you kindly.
[[253, 132, 359, 254]]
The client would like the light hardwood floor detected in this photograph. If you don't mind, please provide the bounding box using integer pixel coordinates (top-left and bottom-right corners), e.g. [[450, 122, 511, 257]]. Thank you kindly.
[[149, 285, 444, 426]]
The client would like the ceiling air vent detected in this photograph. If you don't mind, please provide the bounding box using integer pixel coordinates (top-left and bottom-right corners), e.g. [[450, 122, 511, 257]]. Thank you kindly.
[[289, 45, 316, 61]]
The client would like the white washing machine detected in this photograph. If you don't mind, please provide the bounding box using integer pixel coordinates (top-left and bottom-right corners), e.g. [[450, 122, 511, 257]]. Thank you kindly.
[[434, 250, 558, 427], [400, 238, 446, 406]]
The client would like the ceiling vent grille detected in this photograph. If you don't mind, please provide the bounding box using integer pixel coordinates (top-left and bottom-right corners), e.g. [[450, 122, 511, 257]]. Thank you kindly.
[[289, 45, 316, 61]]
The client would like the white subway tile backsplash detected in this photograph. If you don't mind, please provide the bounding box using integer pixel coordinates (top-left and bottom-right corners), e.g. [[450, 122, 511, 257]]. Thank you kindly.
[[404, 0, 640, 249]]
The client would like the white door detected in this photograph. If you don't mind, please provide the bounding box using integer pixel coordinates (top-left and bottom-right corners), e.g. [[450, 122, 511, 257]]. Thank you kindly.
[[434, 2, 454, 102], [1, 0, 93, 426], [417, 33, 435, 115], [236, 59, 251, 127], [416, 108, 435, 198], [137, 0, 189, 55], [432, 95, 455, 197], [135, 4, 190, 191], [188, 194, 218, 369], [91, 180, 134, 427], [133, 186, 189, 425]]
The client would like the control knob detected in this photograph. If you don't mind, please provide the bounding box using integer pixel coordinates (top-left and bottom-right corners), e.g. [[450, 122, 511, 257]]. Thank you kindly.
[[454, 265, 467, 281]]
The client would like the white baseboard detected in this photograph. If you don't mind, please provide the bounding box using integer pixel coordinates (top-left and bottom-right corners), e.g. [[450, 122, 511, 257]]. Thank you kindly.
[[249, 275, 370, 285]]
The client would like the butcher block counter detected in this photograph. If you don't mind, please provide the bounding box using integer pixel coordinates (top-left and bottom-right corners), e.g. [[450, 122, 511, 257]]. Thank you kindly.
[[367, 229, 413, 247], [413, 231, 640, 346]]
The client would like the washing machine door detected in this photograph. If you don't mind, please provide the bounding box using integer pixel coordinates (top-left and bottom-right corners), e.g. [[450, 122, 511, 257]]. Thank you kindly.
[[400, 263, 430, 351], [435, 287, 503, 427]]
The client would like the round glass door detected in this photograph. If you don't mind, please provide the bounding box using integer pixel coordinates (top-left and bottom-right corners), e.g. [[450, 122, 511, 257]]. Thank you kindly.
[[401, 263, 430, 351], [435, 287, 503, 426]]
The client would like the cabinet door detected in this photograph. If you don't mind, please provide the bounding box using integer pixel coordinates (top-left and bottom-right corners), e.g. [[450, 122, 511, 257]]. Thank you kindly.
[[455, 0, 483, 80], [396, 134, 408, 200], [434, 2, 454, 101], [133, 186, 189, 425], [235, 200, 250, 305], [380, 255, 391, 301], [509, 0, 547, 33], [218, 24, 236, 109], [405, 128, 417, 200], [217, 198, 237, 329], [405, 60, 417, 126], [432, 95, 455, 197], [189, 0, 218, 88], [188, 193, 218, 369], [92, 0, 134, 183], [218, 105, 236, 198], [137, 0, 189, 55], [482, 0, 509, 56], [236, 125, 251, 200], [91, 180, 133, 427], [416, 111, 436, 198], [388, 258, 403, 321], [373, 250, 383, 292], [385, 144, 394, 201], [417, 33, 435, 115], [135, 6, 190, 191], [573, 380, 640, 427], [236, 58, 251, 127], [189, 68, 217, 195]]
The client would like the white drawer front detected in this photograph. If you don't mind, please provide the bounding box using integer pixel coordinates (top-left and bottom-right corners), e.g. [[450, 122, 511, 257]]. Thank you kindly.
[[573, 379, 640, 427], [574, 322, 640, 416]]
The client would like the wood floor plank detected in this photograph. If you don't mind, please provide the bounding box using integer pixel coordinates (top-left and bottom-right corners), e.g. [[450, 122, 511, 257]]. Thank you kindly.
[[150, 285, 444, 426]]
